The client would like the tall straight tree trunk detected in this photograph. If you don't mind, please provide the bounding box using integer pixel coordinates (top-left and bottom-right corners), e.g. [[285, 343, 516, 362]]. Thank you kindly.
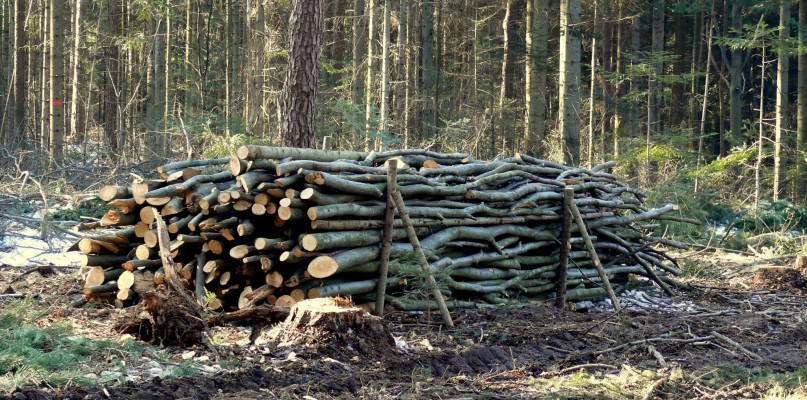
[[379, 0, 390, 143], [600, 1, 612, 145], [351, 0, 366, 106], [670, 12, 687, 127], [224, 0, 230, 137], [588, 0, 598, 168], [728, 2, 743, 147], [647, 0, 664, 170], [49, 0, 65, 162], [695, 20, 714, 194], [40, 2, 48, 152], [364, 0, 375, 150], [420, 0, 436, 139], [558, 0, 581, 165], [524, 0, 547, 156], [629, 12, 640, 140], [105, 0, 120, 152], [12, 0, 26, 147], [280, 0, 324, 148], [497, 0, 511, 153], [396, 0, 408, 144], [756, 41, 767, 212], [69, 0, 81, 141], [797, 0, 807, 198], [613, 1, 624, 158], [774, 0, 790, 201]]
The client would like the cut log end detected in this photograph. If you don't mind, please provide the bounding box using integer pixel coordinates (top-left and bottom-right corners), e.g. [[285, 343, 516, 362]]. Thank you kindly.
[[307, 256, 339, 279]]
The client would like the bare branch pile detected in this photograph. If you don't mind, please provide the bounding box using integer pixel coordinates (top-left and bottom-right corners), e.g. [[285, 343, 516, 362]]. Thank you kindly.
[[74, 146, 694, 311]]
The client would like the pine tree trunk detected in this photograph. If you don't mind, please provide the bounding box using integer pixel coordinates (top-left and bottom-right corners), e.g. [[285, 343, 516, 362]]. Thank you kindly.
[[797, 0, 807, 198], [774, 0, 791, 201], [558, 0, 581, 165], [498, 0, 511, 153], [646, 0, 664, 173], [420, 0, 436, 139], [379, 0, 390, 139], [613, 1, 624, 158], [728, 2, 743, 148], [49, 0, 65, 162], [524, 0, 547, 156], [105, 0, 121, 153], [364, 0, 374, 150], [629, 12, 640, 141], [396, 0, 408, 144], [12, 0, 26, 147], [69, 0, 81, 142], [351, 0, 366, 106], [40, 3, 48, 152], [588, 0, 598, 168], [280, 0, 324, 148]]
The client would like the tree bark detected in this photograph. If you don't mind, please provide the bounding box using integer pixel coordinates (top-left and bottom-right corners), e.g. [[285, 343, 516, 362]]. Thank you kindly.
[[558, 0, 581, 165], [105, 0, 121, 152], [48, 0, 65, 162], [524, 0, 547, 156], [775, 0, 791, 201], [11, 0, 26, 148], [280, 0, 324, 149], [798, 0, 807, 198], [420, 0, 436, 139]]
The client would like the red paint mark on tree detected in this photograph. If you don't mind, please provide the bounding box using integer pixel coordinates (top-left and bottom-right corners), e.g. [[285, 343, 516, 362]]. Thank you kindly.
[[52, 100, 63, 106]]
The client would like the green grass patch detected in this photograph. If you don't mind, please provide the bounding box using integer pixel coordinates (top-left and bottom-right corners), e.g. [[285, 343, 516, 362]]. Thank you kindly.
[[0, 299, 144, 390]]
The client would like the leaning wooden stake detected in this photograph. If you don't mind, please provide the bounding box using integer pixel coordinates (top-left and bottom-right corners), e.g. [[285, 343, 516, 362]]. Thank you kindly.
[[375, 159, 398, 315], [567, 201, 621, 311], [556, 187, 574, 307], [390, 190, 455, 328]]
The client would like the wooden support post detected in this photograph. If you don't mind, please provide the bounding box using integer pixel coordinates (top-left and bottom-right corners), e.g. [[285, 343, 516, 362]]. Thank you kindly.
[[556, 187, 574, 307], [568, 201, 622, 311], [390, 190, 455, 328], [375, 159, 398, 315]]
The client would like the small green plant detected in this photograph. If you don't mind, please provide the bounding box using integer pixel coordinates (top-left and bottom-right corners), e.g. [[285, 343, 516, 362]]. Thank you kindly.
[[0, 299, 145, 390], [48, 197, 112, 221]]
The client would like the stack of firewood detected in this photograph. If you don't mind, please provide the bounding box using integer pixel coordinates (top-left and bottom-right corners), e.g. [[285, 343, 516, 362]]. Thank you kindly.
[[74, 146, 694, 311]]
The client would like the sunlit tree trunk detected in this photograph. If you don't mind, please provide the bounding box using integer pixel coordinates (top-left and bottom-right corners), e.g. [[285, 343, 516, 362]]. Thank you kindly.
[[797, 0, 807, 198], [280, 0, 324, 148], [49, 0, 65, 162], [558, 0, 581, 165], [774, 0, 790, 201], [524, 0, 547, 156]]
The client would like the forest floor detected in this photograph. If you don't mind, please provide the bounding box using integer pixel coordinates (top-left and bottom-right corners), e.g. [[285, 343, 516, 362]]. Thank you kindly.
[[1, 225, 807, 399]]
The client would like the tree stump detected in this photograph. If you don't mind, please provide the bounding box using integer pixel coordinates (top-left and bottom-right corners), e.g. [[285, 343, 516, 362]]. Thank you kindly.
[[268, 297, 394, 357]]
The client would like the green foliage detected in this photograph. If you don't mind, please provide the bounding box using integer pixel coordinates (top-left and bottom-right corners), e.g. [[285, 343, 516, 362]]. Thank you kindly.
[[48, 197, 112, 221], [0, 299, 144, 390], [743, 200, 807, 234]]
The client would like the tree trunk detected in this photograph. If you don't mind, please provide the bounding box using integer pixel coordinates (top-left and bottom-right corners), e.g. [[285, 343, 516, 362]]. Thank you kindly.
[[69, 0, 81, 142], [498, 0, 511, 153], [647, 0, 664, 174], [588, 0, 598, 168], [629, 12, 640, 141], [105, 0, 120, 152], [49, 0, 65, 162], [613, 1, 624, 158], [797, 0, 807, 198], [728, 2, 743, 147], [280, 0, 324, 148], [558, 0, 581, 165], [420, 0, 436, 139], [396, 0, 408, 144], [774, 0, 791, 201], [12, 0, 27, 148], [351, 0, 366, 106], [524, 0, 547, 156], [364, 0, 375, 150], [379, 0, 390, 140]]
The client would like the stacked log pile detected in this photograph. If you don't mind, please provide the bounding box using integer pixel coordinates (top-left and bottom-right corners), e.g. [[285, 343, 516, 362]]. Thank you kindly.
[[74, 146, 694, 311]]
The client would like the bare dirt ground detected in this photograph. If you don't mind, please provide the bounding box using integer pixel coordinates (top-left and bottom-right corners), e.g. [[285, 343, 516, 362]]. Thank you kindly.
[[1, 251, 806, 399]]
